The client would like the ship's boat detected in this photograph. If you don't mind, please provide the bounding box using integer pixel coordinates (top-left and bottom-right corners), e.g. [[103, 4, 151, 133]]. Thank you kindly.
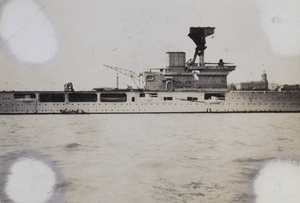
[[0, 27, 300, 114], [13, 93, 36, 103], [60, 109, 85, 114]]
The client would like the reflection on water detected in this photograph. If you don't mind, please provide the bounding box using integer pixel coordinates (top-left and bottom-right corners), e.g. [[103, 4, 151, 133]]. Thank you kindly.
[[0, 114, 299, 202]]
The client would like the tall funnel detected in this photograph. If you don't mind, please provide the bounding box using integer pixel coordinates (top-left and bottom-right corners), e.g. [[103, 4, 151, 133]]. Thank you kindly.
[[188, 27, 215, 66]]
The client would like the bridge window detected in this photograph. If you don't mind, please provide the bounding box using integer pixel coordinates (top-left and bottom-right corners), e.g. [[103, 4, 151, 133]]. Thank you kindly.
[[164, 97, 173, 101], [187, 97, 198, 101], [69, 93, 97, 102], [149, 93, 158, 97], [139, 93, 145, 97]]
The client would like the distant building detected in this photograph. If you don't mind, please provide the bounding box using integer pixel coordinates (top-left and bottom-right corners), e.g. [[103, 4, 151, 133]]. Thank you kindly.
[[281, 84, 300, 91], [236, 71, 268, 90]]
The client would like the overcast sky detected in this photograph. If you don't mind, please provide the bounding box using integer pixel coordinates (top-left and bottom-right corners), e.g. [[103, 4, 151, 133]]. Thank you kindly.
[[0, 0, 300, 91]]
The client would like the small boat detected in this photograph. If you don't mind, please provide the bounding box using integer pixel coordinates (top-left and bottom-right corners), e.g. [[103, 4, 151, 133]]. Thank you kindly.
[[60, 109, 85, 114]]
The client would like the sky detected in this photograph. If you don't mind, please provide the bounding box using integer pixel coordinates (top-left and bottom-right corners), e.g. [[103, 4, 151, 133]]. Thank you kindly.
[[0, 0, 300, 91]]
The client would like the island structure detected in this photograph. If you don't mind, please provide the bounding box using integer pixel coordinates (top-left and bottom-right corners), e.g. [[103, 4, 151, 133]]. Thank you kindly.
[[1, 27, 300, 114]]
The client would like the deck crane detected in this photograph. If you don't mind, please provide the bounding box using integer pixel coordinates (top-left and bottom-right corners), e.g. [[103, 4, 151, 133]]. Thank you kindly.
[[103, 65, 142, 89]]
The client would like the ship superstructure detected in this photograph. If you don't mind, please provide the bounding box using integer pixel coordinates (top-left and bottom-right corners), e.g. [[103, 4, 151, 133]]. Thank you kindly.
[[143, 27, 235, 92], [0, 27, 300, 114]]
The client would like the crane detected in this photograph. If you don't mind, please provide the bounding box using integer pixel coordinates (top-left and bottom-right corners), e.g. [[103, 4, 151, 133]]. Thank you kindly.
[[103, 65, 142, 89]]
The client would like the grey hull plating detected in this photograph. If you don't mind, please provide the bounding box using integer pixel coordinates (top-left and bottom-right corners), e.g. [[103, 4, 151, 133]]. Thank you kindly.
[[1, 90, 299, 114]]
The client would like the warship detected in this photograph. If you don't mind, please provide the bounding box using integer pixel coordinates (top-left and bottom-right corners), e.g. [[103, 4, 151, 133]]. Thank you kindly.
[[1, 27, 300, 114]]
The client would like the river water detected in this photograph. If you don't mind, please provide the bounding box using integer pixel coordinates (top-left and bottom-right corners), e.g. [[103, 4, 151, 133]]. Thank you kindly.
[[0, 113, 300, 203]]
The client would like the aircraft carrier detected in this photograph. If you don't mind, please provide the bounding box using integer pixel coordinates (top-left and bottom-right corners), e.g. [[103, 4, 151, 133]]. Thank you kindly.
[[1, 27, 299, 114]]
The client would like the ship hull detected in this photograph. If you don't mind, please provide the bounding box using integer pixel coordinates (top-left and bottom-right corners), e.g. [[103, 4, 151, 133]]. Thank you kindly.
[[1, 90, 300, 114]]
